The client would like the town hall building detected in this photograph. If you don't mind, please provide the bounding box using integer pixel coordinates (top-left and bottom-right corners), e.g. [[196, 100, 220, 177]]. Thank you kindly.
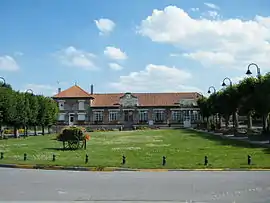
[[52, 84, 202, 128]]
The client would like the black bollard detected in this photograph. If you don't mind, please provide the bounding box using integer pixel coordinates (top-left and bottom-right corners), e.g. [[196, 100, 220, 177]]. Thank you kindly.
[[248, 155, 251, 165], [204, 156, 208, 166], [162, 156, 166, 166], [52, 154, 56, 162], [122, 155, 126, 165], [85, 154, 89, 164], [0, 152, 3, 159], [24, 153, 27, 161]]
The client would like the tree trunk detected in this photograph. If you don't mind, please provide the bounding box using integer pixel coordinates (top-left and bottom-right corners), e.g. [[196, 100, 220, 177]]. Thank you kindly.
[[247, 111, 253, 130], [218, 114, 222, 129], [13, 126, 17, 138], [48, 126, 51, 134], [26, 126, 28, 136], [42, 126, 45, 135], [0, 124, 2, 139], [233, 111, 239, 129], [262, 113, 269, 132], [34, 126, 37, 136], [224, 115, 229, 128]]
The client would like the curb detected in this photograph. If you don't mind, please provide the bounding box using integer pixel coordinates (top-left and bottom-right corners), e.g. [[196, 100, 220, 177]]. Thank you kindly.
[[0, 164, 270, 171]]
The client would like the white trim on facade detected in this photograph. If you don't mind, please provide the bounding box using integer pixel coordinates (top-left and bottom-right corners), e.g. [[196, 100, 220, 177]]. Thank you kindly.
[[122, 109, 135, 111], [78, 100, 85, 102], [108, 109, 120, 111], [170, 108, 200, 110], [137, 109, 148, 111], [92, 109, 104, 112]]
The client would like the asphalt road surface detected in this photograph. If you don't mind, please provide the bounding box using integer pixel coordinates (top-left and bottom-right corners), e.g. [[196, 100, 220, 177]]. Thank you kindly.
[[0, 168, 270, 202]]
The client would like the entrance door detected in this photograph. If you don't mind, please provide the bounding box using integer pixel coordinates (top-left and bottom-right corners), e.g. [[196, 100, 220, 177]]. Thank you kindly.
[[124, 110, 133, 121], [124, 111, 129, 121], [69, 114, 74, 126]]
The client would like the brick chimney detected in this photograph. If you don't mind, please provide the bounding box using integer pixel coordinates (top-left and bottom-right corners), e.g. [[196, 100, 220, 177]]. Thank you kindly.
[[90, 84, 93, 95]]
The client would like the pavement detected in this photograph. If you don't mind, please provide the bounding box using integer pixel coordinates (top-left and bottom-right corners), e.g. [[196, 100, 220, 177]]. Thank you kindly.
[[0, 168, 270, 202]]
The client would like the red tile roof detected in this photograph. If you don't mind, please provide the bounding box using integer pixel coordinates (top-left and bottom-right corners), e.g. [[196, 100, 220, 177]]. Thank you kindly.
[[52, 85, 200, 106], [52, 85, 93, 98], [91, 92, 200, 107]]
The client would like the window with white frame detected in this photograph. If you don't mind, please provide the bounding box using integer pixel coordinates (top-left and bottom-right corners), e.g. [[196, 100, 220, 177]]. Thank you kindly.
[[154, 110, 165, 121], [139, 110, 148, 122], [78, 100, 85, 110], [93, 111, 103, 121], [78, 113, 86, 121], [58, 101, 65, 111], [191, 110, 199, 121], [109, 111, 119, 121], [58, 113, 65, 121], [172, 111, 181, 121]]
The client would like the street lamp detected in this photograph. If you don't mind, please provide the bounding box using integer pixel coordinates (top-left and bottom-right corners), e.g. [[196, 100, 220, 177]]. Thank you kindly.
[[246, 63, 261, 78], [207, 86, 217, 129], [24, 89, 34, 137], [222, 77, 232, 87], [221, 77, 236, 133], [207, 86, 216, 94], [0, 77, 6, 138], [0, 77, 6, 87]]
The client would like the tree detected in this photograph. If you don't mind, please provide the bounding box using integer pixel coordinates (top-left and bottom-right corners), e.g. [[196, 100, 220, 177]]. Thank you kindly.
[[28, 95, 39, 135], [237, 77, 258, 130], [37, 95, 47, 135]]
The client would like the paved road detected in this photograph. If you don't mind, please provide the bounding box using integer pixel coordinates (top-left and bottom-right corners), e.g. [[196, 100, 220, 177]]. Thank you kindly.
[[0, 168, 270, 202]]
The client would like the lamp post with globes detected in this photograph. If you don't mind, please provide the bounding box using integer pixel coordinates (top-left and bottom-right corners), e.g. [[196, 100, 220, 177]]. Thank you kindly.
[[221, 77, 237, 132], [24, 89, 34, 137], [207, 86, 216, 94], [0, 77, 6, 138], [207, 86, 217, 129], [246, 63, 261, 79]]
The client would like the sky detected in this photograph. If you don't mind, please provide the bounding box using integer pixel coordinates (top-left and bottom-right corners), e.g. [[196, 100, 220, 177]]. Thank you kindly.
[[1, 0, 270, 96]]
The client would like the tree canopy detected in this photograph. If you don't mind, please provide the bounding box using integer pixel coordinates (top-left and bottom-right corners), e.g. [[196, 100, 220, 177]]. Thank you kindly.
[[198, 73, 270, 132], [0, 83, 58, 135]]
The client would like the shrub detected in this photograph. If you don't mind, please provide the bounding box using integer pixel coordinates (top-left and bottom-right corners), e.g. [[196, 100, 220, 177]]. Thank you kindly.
[[57, 126, 86, 142], [85, 126, 94, 132]]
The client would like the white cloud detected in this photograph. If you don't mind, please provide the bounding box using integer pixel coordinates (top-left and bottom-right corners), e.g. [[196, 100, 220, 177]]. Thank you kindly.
[[94, 18, 115, 35], [104, 46, 127, 60], [56, 46, 97, 70], [201, 10, 221, 19], [22, 84, 56, 96], [14, 52, 24, 56], [169, 53, 181, 57], [109, 63, 124, 71], [190, 8, 199, 12], [0, 55, 19, 71], [137, 6, 270, 70], [110, 64, 201, 92], [204, 2, 220, 10]]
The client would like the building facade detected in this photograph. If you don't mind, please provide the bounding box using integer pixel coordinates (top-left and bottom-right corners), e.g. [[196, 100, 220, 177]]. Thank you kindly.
[[52, 85, 202, 128]]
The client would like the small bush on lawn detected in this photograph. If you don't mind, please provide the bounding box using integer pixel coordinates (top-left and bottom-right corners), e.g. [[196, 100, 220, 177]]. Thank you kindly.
[[57, 126, 86, 141]]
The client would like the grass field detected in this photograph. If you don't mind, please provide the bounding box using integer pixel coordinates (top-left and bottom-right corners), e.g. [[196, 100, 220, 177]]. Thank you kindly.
[[0, 129, 270, 169]]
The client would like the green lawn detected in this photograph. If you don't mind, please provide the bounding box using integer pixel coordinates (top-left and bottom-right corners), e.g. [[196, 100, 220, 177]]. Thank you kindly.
[[0, 129, 270, 169]]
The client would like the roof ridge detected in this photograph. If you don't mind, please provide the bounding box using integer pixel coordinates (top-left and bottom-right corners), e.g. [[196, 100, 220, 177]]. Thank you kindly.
[[93, 92, 198, 95], [74, 85, 91, 96]]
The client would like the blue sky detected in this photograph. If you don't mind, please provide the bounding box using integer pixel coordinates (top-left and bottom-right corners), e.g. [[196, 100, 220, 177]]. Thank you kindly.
[[1, 0, 270, 96]]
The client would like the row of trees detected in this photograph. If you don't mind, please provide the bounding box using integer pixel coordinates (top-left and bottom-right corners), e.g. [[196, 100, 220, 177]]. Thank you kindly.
[[0, 81, 59, 136], [197, 72, 270, 133]]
